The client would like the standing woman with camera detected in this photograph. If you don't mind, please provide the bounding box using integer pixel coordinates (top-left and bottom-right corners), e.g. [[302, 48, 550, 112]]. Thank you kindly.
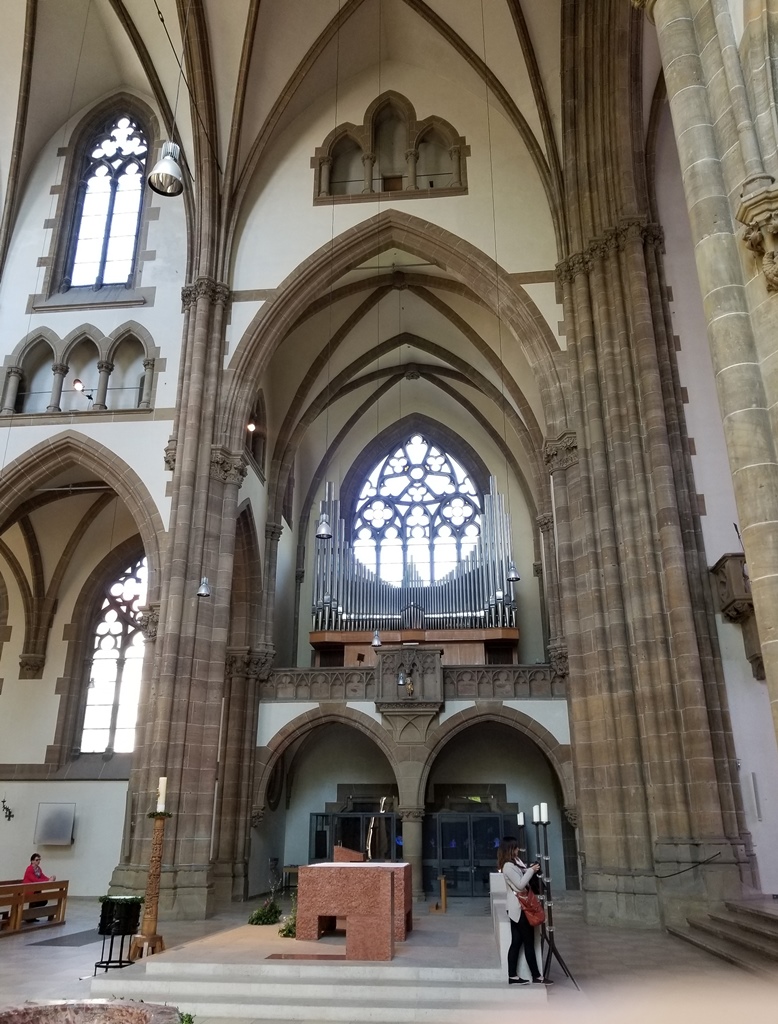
[[497, 837, 551, 986]]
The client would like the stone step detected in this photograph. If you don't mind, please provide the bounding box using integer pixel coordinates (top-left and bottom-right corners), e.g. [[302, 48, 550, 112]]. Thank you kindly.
[[724, 901, 778, 935], [92, 974, 518, 1004], [141, 960, 504, 982], [704, 912, 778, 957], [666, 925, 777, 977], [91, 966, 546, 1021]]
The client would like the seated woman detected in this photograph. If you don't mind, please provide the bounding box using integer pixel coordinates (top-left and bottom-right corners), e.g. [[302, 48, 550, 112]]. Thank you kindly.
[[22, 853, 56, 921]]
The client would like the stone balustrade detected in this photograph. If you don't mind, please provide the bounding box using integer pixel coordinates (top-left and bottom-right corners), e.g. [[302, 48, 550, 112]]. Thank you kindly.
[[260, 664, 565, 701]]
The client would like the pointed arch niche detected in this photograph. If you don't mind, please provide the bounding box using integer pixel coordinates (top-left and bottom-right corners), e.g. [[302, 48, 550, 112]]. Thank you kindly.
[[311, 92, 469, 202]]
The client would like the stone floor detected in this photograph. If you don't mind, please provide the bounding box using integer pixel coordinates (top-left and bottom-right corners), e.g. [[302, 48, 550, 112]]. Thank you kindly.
[[2, 894, 777, 1023]]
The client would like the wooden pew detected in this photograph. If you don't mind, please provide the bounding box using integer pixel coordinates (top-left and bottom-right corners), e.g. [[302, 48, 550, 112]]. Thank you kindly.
[[0, 879, 68, 934]]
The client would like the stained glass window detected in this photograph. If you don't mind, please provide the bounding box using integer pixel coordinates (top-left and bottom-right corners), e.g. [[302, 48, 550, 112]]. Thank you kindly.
[[80, 556, 147, 754], [353, 434, 481, 585], [67, 115, 148, 290]]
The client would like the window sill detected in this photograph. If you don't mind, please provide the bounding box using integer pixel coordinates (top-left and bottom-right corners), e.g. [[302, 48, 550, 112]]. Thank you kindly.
[[29, 284, 155, 313], [313, 186, 467, 206]]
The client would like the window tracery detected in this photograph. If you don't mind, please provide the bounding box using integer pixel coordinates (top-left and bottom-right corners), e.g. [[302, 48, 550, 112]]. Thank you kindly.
[[352, 433, 481, 586], [65, 115, 148, 291], [79, 555, 147, 755]]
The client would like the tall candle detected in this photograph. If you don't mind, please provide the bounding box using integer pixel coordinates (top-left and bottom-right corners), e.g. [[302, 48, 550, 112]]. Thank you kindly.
[[517, 812, 524, 827], [156, 776, 167, 813], [532, 804, 540, 823], [540, 802, 549, 823]]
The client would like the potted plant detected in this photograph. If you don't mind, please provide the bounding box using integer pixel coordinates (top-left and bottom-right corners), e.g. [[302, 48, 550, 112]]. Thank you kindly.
[[97, 894, 144, 935]]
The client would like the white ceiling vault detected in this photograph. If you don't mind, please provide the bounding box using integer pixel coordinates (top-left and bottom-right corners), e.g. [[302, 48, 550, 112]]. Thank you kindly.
[[0, 0, 607, 547]]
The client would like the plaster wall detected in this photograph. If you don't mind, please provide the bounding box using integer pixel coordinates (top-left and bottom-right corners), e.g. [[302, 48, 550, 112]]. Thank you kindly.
[[232, 61, 558, 293], [282, 724, 396, 867], [0, 780, 127, 896]]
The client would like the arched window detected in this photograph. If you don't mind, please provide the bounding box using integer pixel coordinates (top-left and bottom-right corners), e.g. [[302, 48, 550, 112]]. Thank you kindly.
[[65, 114, 148, 291], [353, 433, 481, 586], [79, 555, 147, 754]]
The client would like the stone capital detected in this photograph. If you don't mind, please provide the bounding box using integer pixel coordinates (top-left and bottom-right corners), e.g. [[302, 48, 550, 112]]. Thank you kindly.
[[398, 807, 425, 823], [138, 604, 160, 640], [536, 512, 554, 534], [265, 522, 283, 543], [210, 446, 247, 486], [543, 431, 578, 473], [163, 438, 177, 472], [52, 363, 69, 377]]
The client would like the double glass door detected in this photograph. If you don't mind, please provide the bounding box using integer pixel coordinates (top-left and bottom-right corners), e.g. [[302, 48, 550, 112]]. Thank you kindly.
[[422, 813, 503, 896]]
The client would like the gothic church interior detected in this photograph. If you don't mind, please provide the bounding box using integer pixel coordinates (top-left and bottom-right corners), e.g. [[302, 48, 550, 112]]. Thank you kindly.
[[1, 0, 778, 933]]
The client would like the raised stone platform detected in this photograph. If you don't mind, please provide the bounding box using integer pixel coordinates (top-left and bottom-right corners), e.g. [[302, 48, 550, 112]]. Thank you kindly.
[[90, 908, 548, 1021]]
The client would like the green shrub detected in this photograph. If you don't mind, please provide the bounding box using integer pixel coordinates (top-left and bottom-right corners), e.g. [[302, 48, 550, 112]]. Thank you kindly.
[[178, 1014, 195, 1024], [248, 898, 282, 925], [278, 893, 297, 937]]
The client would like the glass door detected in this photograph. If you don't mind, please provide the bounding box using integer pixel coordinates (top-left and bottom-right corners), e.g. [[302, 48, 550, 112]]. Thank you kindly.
[[430, 813, 502, 896]]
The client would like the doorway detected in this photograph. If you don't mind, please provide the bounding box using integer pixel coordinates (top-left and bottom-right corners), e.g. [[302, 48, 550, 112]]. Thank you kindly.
[[422, 812, 503, 896]]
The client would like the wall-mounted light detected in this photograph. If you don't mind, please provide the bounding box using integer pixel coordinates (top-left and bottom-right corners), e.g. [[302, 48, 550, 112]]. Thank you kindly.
[[196, 576, 211, 598], [72, 379, 94, 402]]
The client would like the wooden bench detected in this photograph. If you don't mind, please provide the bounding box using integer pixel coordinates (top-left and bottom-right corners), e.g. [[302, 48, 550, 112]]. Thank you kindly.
[[0, 879, 68, 934]]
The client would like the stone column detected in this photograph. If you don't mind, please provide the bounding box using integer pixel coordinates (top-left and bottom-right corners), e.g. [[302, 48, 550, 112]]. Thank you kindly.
[[318, 156, 332, 197], [139, 359, 155, 409], [537, 511, 563, 668], [1, 366, 23, 414], [399, 807, 425, 902], [361, 152, 375, 193], [449, 145, 462, 187], [47, 363, 68, 412], [405, 149, 419, 190], [259, 522, 283, 657], [92, 360, 114, 410], [638, 0, 778, 738]]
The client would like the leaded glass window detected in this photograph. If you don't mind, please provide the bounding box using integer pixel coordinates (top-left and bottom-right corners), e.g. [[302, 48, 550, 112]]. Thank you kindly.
[[67, 115, 148, 290], [353, 434, 481, 585], [80, 556, 147, 754]]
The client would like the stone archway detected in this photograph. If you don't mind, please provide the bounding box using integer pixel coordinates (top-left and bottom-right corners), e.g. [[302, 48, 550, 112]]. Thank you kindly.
[[250, 704, 403, 895]]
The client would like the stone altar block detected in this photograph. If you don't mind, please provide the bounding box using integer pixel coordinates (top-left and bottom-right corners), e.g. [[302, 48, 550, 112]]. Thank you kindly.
[[333, 845, 365, 862], [297, 862, 411, 960]]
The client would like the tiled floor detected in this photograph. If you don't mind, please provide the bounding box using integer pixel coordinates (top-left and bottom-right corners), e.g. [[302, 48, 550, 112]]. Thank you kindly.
[[1, 894, 776, 1023]]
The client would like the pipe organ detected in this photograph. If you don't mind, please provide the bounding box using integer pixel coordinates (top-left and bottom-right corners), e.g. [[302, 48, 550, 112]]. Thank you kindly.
[[312, 480, 518, 633]]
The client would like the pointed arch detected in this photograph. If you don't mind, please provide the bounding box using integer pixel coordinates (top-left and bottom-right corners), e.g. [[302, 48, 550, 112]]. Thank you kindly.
[[222, 210, 569, 447], [253, 704, 401, 813], [420, 703, 574, 811], [0, 430, 165, 596]]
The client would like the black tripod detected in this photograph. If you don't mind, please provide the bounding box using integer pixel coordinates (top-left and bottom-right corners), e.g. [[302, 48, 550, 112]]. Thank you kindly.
[[533, 818, 579, 989]]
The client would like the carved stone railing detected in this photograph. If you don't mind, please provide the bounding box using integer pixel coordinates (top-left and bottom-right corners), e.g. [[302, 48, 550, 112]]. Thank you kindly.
[[443, 665, 565, 699], [261, 664, 565, 701], [260, 668, 377, 701]]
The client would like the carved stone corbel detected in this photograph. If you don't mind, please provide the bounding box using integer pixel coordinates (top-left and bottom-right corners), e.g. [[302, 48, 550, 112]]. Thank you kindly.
[[737, 184, 778, 292], [710, 552, 764, 680]]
